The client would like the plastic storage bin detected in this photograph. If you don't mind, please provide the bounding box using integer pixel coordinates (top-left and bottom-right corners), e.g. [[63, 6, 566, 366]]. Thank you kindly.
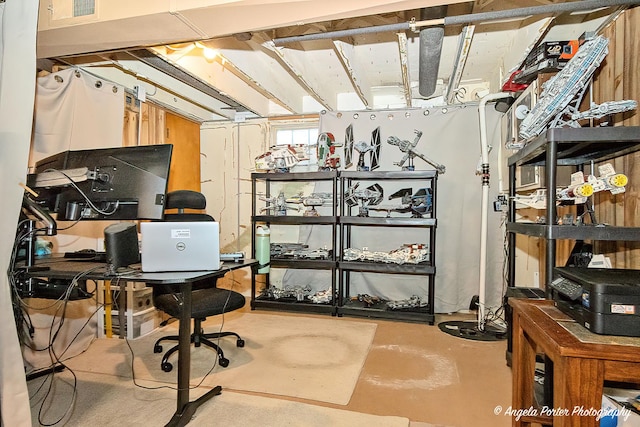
[[109, 307, 161, 339]]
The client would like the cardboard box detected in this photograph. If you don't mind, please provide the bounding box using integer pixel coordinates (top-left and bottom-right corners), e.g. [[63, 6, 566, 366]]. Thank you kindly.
[[524, 40, 579, 69]]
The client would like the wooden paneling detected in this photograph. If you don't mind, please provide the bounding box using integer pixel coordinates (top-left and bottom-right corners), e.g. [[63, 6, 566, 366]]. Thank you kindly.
[[140, 103, 166, 147], [122, 98, 201, 194], [122, 107, 138, 147], [165, 112, 201, 193], [592, 6, 640, 268], [123, 100, 167, 147]]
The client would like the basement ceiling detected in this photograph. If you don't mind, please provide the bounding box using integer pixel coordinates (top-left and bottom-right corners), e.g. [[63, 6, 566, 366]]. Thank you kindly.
[[38, 0, 633, 122]]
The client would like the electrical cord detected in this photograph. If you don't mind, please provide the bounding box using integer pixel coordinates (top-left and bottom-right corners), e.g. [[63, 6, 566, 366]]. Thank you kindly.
[[12, 218, 241, 410], [10, 220, 51, 343], [42, 168, 120, 217], [12, 172, 118, 425], [23, 273, 104, 426], [474, 211, 510, 333], [126, 270, 239, 393]]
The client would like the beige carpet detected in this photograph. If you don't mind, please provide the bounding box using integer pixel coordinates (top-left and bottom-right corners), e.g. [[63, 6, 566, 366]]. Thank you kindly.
[[63, 312, 377, 405], [28, 370, 409, 427]]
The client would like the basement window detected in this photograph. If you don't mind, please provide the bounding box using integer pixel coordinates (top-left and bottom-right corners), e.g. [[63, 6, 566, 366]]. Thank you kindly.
[[275, 128, 318, 147], [273, 126, 319, 167]]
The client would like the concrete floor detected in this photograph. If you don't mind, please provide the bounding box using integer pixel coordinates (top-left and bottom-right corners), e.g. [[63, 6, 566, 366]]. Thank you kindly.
[[219, 271, 513, 427], [240, 308, 513, 427]]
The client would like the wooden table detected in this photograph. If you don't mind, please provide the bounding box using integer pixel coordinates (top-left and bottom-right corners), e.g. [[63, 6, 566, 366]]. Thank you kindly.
[[510, 298, 640, 427]]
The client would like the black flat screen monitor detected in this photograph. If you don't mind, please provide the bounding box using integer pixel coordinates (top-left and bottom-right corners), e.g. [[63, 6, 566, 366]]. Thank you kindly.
[[28, 144, 173, 221]]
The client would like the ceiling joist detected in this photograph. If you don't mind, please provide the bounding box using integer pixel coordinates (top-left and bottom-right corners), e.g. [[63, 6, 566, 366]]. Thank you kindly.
[[396, 32, 412, 108], [260, 39, 335, 111], [332, 40, 371, 108], [40, 1, 634, 121]]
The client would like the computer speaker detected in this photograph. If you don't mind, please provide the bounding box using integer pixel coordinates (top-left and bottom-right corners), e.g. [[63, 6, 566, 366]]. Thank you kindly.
[[104, 222, 140, 271]]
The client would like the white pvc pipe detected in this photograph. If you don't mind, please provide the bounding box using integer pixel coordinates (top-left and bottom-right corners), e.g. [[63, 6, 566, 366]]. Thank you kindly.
[[477, 92, 511, 330]]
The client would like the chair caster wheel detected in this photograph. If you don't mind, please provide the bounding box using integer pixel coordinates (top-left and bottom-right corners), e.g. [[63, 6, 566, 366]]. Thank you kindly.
[[154, 344, 163, 353], [219, 357, 229, 368], [237, 339, 245, 348], [161, 362, 173, 372]]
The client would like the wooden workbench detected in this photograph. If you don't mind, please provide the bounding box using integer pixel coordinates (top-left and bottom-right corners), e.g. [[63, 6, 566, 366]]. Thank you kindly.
[[510, 298, 640, 426]]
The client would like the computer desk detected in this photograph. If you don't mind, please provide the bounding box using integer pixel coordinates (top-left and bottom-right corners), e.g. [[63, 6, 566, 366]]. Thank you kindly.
[[23, 256, 258, 427]]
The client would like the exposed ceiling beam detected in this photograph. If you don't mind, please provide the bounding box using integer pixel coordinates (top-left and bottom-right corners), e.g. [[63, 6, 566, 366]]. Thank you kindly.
[[77, 62, 228, 122], [91, 53, 237, 120], [332, 40, 371, 108], [162, 52, 276, 117], [125, 49, 252, 114], [259, 38, 334, 111], [39, 0, 631, 122], [39, 0, 462, 57], [214, 52, 297, 115], [196, 37, 309, 114], [446, 25, 475, 104], [396, 32, 412, 108]]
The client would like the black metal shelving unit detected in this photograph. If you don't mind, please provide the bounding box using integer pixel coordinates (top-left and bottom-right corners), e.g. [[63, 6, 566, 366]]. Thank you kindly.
[[250, 170, 439, 323], [338, 170, 438, 324], [505, 125, 640, 409], [250, 171, 339, 315], [506, 126, 640, 295]]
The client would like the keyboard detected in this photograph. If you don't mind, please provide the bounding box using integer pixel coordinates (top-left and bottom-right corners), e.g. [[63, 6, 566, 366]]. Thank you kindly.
[[64, 251, 107, 262]]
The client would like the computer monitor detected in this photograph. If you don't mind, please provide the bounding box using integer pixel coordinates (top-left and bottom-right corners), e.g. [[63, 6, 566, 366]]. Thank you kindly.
[[28, 144, 173, 221]]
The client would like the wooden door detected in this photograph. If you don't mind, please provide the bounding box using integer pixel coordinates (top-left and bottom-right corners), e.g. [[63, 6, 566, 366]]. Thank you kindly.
[[123, 98, 201, 193], [165, 111, 201, 193]]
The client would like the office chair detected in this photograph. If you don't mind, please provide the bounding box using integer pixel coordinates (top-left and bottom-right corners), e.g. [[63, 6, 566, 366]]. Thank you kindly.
[[152, 190, 245, 372]]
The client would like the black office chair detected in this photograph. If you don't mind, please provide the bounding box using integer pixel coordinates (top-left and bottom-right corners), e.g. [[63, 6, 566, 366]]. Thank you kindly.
[[152, 190, 245, 372]]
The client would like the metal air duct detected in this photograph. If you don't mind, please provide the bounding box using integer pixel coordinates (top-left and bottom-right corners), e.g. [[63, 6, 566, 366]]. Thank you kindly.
[[419, 5, 447, 97]]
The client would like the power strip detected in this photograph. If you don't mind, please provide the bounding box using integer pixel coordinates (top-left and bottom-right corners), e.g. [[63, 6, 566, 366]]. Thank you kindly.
[[220, 252, 245, 262]]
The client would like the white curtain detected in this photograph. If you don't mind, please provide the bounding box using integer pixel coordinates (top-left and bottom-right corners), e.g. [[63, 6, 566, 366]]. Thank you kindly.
[[30, 67, 125, 166], [20, 58, 127, 376], [28, 67, 126, 255], [0, 1, 39, 426], [298, 106, 506, 313]]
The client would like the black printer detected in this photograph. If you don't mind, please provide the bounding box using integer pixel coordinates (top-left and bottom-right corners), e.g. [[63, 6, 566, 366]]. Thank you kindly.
[[550, 267, 640, 337]]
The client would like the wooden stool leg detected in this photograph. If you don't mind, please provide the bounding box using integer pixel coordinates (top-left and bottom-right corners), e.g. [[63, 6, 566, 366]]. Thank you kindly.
[[512, 312, 537, 427]]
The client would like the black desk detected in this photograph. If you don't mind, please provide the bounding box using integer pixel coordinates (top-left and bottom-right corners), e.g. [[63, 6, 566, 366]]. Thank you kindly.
[[24, 256, 258, 427]]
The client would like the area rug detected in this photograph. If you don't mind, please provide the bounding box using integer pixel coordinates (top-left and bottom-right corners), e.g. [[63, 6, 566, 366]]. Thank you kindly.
[[63, 312, 378, 405], [28, 370, 409, 427]]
